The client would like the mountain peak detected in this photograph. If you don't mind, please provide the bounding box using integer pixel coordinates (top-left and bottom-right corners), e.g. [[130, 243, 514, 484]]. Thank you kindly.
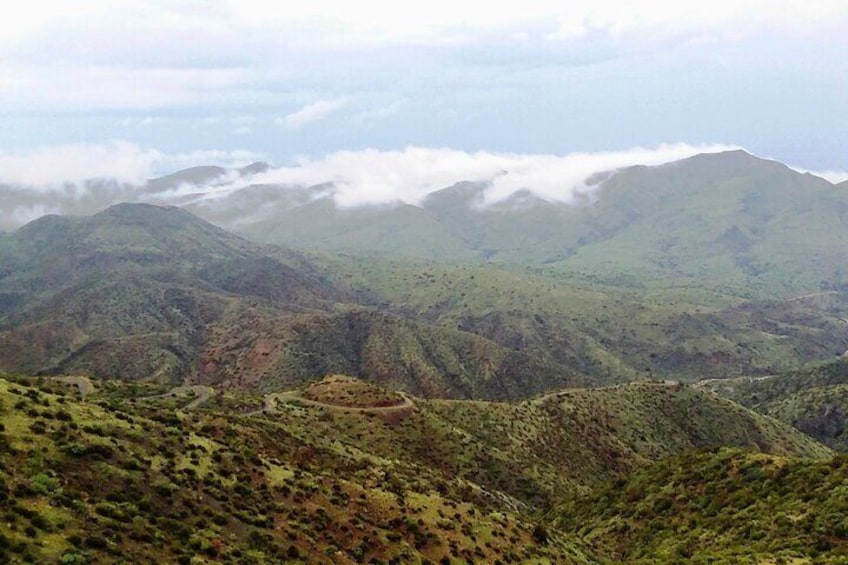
[[94, 202, 195, 224], [421, 182, 487, 211], [238, 161, 271, 176], [146, 165, 228, 193]]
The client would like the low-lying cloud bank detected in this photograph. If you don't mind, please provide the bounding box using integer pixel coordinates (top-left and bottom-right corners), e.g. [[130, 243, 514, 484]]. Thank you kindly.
[[246, 143, 742, 207], [8, 141, 847, 231], [0, 142, 259, 189]]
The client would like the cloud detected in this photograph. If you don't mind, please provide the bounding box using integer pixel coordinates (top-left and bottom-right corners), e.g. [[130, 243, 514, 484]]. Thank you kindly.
[[5, 2, 844, 57], [0, 142, 261, 189], [277, 99, 349, 129], [245, 143, 740, 207], [10, 203, 61, 226], [230, 115, 257, 127], [798, 169, 848, 184], [120, 116, 168, 127], [0, 141, 162, 187], [351, 101, 404, 125]]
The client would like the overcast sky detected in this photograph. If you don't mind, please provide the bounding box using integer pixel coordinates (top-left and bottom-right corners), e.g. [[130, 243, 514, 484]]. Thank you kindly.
[[0, 0, 846, 184]]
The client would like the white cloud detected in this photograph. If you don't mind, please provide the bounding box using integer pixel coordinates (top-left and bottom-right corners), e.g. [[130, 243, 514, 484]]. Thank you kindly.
[[120, 116, 168, 127], [244, 143, 740, 207], [352, 101, 403, 125], [0, 142, 261, 188], [230, 115, 257, 127], [220, 0, 847, 46], [798, 169, 848, 184], [11, 203, 61, 225], [0, 141, 162, 187], [277, 99, 348, 129]]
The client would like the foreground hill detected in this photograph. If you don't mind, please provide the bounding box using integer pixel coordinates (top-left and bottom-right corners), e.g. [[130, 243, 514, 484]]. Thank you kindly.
[[557, 449, 848, 563], [0, 374, 835, 563], [697, 358, 848, 452]]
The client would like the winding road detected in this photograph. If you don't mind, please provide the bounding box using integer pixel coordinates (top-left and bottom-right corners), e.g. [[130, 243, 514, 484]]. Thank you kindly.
[[245, 390, 414, 417]]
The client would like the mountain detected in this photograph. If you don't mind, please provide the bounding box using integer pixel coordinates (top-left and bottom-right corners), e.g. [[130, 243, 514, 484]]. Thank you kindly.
[[315, 256, 848, 382], [4, 202, 848, 391], [4, 151, 847, 298], [0, 203, 335, 381], [0, 161, 269, 232], [174, 150, 848, 297], [0, 204, 592, 398], [0, 374, 834, 563]]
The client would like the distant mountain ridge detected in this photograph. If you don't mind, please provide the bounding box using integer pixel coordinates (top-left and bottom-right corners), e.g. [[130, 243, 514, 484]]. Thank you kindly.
[[4, 151, 848, 390], [213, 150, 848, 296], [3, 150, 847, 297]]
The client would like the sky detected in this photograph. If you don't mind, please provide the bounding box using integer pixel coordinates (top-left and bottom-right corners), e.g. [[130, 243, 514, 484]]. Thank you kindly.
[[0, 0, 846, 191]]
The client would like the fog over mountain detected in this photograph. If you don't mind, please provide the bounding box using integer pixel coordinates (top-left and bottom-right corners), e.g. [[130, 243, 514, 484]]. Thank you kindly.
[[0, 142, 830, 232]]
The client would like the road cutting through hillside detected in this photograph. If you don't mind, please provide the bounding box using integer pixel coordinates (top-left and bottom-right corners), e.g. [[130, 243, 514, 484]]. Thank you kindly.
[[530, 379, 682, 405], [246, 390, 414, 416]]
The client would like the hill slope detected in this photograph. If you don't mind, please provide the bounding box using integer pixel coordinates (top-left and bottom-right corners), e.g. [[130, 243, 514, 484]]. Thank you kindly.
[[556, 449, 848, 563], [195, 150, 848, 297], [0, 205, 590, 398], [0, 374, 834, 563], [697, 358, 848, 451]]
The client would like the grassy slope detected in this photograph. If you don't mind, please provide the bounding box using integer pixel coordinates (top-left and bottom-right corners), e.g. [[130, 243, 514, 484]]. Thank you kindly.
[[0, 375, 832, 563], [313, 254, 848, 383], [557, 449, 848, 564], [0, 377, 589, 564], [697, 358, 848, 451]]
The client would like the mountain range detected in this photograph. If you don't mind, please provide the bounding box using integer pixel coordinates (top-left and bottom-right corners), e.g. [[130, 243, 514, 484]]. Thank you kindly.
[[4, 199, 848, 393], [3, 150, 848, 391], [6, 150, 842, 295], [2, 149, 848, 562]]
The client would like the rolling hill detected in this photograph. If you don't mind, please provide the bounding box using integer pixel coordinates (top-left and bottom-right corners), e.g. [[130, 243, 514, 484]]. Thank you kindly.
[[555, 448, 848, 563], [0, 204, 591, 398], [3, 201, 848, 393]]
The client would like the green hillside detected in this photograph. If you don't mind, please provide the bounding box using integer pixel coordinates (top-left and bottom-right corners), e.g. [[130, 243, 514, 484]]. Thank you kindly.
[[217, 150, 848, 298], [0, 374, 834, 563], [5, 201, 847, 394], [697, 358, 848, 451], [557, 449, 848, 563], [0, 205, 588, 398], [314, 255, 848, 382]]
